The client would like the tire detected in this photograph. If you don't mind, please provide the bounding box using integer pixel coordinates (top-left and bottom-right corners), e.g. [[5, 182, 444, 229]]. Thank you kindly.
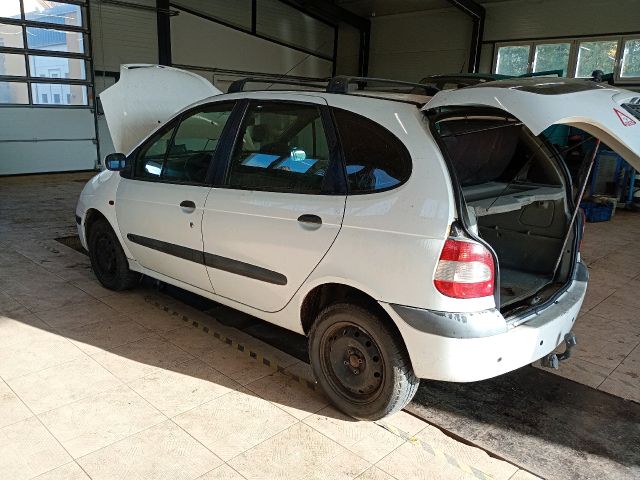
[[87, 217, 140, 291], [308, 302, 419, 420]]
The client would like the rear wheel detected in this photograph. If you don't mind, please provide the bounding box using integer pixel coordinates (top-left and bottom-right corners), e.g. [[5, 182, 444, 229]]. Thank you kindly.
[[309, 303, 419, 420], [88, 217, 140, 291]]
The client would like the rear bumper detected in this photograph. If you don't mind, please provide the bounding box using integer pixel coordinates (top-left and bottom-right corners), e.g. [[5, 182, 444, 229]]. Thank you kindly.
[[385, 262, 588, 381]]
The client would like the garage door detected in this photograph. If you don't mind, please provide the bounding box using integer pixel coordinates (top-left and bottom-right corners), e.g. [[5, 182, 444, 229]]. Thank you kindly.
[[0, 0, 97, 175]]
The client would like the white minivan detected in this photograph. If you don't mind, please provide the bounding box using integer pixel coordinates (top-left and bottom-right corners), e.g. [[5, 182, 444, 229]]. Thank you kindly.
[[77, 65, 640, 419]]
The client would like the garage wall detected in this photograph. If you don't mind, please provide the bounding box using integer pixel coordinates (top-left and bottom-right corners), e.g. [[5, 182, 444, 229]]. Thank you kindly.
[[91, 0, 159, 72], [170, 1, 334, 91], [335, 22, 361, 76], [480, 0, 640, 72], [367, 8, 472, 82]]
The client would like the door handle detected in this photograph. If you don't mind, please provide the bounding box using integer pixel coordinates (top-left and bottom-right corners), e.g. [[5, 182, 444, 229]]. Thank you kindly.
[[297, 214, 322, 225], [180, 200, 196, 210]]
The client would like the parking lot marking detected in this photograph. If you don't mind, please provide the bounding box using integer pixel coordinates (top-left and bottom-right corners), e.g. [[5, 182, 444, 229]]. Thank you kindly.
[[146, 296, 495, 480]]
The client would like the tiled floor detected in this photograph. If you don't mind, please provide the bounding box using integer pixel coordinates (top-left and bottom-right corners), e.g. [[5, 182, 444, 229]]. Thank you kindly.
[[539, 210, 640, 402], [0, 172, 637, 480]]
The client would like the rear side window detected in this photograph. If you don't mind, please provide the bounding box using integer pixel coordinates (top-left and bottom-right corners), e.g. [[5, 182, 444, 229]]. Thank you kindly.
[[227, 102, 331, 194], [333, 108, 411, 193]]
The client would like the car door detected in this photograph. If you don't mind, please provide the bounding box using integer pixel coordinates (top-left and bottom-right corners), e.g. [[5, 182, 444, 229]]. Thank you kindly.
[[202, 96, 347, 312], [115, 101, 236, 291]]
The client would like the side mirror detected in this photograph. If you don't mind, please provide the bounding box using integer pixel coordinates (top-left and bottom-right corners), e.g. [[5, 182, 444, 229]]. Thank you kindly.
[[104, 153, 128, 171]]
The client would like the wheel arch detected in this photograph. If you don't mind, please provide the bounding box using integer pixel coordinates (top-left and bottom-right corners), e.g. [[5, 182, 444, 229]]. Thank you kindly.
[[83, 207, 134, 259], [299, 281, 404, 342]]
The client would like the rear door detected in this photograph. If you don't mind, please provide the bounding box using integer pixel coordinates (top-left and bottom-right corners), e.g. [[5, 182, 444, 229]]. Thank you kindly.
[[423, 79, 640, 169], [202, 95, 346, 313]]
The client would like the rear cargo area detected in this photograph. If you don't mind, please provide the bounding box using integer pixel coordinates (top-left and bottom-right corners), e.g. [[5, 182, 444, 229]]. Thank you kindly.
[[431, 110, 576, 312]]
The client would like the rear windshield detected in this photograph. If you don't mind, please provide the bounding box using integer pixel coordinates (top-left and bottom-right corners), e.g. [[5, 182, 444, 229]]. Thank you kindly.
[[431, 112, 561, 188]]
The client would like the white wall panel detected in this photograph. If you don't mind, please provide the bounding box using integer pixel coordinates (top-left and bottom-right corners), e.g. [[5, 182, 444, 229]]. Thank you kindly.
[[171, 10, 333, 90], [0, 140, 96, 175], [0, 108, 97, 174], [91, 0, 158, 71], [368, 8, 472, 81], [483, 0, 640, 42]]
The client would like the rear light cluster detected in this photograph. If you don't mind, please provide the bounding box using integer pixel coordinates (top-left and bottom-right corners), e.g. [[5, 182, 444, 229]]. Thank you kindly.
[[434, 238, 495, 299]]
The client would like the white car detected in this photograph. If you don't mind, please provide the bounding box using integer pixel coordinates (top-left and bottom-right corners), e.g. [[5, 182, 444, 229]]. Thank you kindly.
[[77, 65, 640, 420]]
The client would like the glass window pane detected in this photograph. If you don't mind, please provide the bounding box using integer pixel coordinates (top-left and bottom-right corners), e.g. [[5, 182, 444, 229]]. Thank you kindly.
[[0, 81, 28, 104], [0, 52, 26, 76], [576, 40, 618, 77], [29, 56, 86, 80], [163, 103, 235, 183], [533, 43, 570, 76], [31, 83, 87, 105], [25, 2, 83, 27], [228, 102, 331, 194], [136, 127, 175, 179], [333, 108, 412, 193], [621, 39, 640, 78], [0, 1, 21, 20], [495, 45, 530, 76], [26, 27, 84, 53], [0, 23, 24, 48]]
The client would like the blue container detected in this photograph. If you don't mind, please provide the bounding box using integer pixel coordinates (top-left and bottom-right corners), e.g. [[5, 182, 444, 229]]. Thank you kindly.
[[580, 201, 614, 222]]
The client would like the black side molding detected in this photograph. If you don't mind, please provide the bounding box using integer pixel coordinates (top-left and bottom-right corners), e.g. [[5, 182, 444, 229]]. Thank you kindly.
[[126, 233, 287, 286]]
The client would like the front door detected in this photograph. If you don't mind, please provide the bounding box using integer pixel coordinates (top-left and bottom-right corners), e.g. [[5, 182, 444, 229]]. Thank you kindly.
[[202, 97, 346, 312], [116, 101, 236, 291]]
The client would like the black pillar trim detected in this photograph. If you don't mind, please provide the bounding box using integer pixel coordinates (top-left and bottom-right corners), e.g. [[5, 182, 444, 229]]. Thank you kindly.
[[157, 0, 172, 66], [446, 0, 485, 73]]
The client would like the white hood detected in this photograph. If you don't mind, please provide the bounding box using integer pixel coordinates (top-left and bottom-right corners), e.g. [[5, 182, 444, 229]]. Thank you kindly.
[[100, 64, 222, 154], [423, 79, 640, 170]]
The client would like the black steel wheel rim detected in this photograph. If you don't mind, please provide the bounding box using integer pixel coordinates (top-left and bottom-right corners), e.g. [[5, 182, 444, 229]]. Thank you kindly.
[[319, 321, 385, 403], [95, 234, 117, 275]]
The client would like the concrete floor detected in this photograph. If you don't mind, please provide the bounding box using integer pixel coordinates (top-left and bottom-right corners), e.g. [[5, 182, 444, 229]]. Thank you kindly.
[[0, 172, 638, 480]]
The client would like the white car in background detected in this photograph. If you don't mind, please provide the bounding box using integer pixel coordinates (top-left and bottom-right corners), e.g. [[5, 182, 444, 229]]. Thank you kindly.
[[76, 65, 640, 419]]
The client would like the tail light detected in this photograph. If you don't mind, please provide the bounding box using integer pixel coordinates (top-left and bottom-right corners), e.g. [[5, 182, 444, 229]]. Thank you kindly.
[[434, 238, 495, 299], [578, 208, 586, 252]]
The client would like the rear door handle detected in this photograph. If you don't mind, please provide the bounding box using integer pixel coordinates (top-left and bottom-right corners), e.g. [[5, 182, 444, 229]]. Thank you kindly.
[[297, 214, 322, 225], [180, 200, 196, 210]]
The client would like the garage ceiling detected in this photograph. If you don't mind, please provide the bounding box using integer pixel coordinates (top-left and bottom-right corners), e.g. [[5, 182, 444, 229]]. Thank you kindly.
[[336, 0, 502, 17]]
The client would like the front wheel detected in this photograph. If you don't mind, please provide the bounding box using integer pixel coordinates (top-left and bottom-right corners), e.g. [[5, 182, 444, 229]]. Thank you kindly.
[[308, 303, 419, 420], [87, 217, 140, 291]]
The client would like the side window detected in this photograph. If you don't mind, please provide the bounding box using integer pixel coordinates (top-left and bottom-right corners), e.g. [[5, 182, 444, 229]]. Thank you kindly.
[[135, 127, 174, 180], [227, 102, 331, 194], [134, 102, 234, 183], [333, 108, 412, 193]]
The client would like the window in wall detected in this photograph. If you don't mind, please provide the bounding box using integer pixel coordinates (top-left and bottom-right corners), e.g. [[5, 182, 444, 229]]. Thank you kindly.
[[333, 108, 411, 193], [0, 23, 24, 48], [0, 1, 91, 107], [24, 1, 83, 27], [576, 40, 619, 77], [0, 52, 26, 76], [228, 102, 331, 194], [621, 38, 640, 79], [0, 80, 28, 104], [533, 43, 571, 76], [0, 1, 21, 19], [495, 45, 530, 76]]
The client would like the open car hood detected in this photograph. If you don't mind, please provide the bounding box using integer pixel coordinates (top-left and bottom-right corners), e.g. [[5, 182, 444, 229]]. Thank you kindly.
[[100, 64, 222, 154], [422, 79, 640, 170]]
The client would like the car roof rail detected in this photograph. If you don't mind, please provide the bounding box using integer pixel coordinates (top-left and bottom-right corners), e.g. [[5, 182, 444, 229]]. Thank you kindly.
[[227, 77, 328, 93], [326, 76, 439, 96]]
